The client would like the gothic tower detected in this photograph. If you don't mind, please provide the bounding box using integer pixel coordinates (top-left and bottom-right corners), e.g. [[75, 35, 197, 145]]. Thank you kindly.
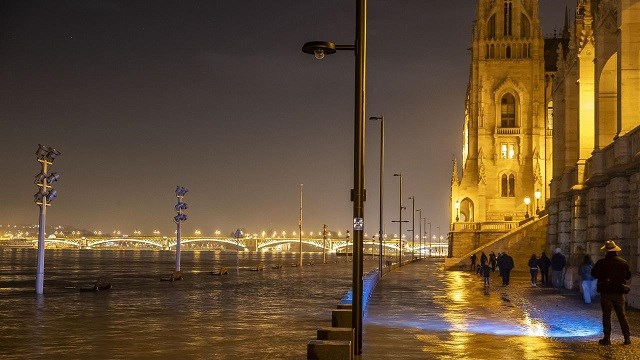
[[450, 0, 551, 255]]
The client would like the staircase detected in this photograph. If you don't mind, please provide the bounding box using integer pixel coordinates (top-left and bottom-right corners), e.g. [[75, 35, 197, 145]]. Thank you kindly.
[[444, 215, 549, 270]]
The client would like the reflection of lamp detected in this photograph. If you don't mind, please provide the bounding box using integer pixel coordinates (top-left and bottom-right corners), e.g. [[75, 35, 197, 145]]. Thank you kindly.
[[534, 189, 541, 215], [454, 200, 460, 222], [524, 196, 531, 219]]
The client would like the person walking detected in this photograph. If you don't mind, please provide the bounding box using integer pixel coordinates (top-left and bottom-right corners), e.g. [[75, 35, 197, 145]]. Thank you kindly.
[[480, 262, 491, 293], [500, 251, 514, 286], [528, 254, 539, 287], [550, 248, 566, 289], [579, 255, 597, 304], [538, 252, 551, 287], [470, 253, 477, 271], [591, 240, 632, 346], [489, 251, 497, 272]]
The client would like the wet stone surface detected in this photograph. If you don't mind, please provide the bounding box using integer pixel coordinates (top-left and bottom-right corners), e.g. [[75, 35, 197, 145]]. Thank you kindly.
[[363, 259, 639, 360]]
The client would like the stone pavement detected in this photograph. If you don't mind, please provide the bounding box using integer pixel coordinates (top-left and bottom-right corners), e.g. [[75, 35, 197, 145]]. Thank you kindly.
[[360, 258, 639, 359]]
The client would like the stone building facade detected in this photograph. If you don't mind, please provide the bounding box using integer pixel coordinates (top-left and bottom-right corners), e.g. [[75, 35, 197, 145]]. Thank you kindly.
[[547, 0, 640, 307], [449, 0, 556, 257]]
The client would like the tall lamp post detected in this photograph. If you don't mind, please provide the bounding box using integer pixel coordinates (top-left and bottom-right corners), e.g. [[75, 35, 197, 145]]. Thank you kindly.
[[322, 224, 328, 264], [428, 221, 432, 257], [454, 200, 460, 222], [416, 209, 422, 260], [534, 189, 541, 215], [369, 115, 384, 276], [302, 1, 367, 353], [392, 173, 407, 266], [408, 196, 415, 261], [299, 184, 303, 268], [174, 186, 188, 273], [524, 196, 531, 219], [34, 144, 61, 295]]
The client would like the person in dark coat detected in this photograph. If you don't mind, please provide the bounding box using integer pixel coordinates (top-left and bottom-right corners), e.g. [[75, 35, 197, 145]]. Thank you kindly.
[[550, 248, 566, 289], [480, 252, 488, 266], [500, 252, 514, 285], [470, 253, 477, 271], [591, 240, 632, 346], [489, 251, 497, 272], [537, 252, 551, 287], [527, 254, 539, 287]]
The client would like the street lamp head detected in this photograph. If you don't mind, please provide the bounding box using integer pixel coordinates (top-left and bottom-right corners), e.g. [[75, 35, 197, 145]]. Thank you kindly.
[[534, 189, 541, 199], [302, 41, 337, 60], [524, 196, 531, 205], [454, 200, 460, 209]]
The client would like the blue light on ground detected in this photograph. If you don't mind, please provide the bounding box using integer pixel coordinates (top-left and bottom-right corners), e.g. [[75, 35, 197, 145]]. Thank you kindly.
[[366, 307, 602, 338], [340, 270, 380, 312]]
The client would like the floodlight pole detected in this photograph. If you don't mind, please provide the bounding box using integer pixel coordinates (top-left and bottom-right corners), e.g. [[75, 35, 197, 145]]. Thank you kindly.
[[34, 145, 60, 295]]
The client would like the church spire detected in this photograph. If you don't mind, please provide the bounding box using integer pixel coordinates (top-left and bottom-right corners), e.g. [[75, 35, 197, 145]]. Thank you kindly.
[[562, 5, 570, 39]]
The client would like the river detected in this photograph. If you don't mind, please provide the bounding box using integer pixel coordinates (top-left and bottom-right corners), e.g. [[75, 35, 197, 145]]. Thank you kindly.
[[0, 248, 378, 359]]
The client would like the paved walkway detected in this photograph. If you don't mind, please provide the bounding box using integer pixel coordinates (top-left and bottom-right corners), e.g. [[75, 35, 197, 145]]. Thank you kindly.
[[361, 259, 639, 359]]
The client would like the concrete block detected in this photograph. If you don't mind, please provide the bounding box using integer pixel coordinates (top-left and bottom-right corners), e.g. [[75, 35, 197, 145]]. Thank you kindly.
[[307, 340, 352, 360], [331, 309, 352, 328], [316, 327, 354, 344], [336, 304, 352, 309]]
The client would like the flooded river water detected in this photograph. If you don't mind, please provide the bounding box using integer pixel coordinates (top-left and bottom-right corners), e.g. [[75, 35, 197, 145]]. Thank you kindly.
[[0, 248, 374, 359]]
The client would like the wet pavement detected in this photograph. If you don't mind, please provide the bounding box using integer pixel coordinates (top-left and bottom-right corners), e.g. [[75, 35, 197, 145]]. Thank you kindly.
[[362, 258, 640, 359]]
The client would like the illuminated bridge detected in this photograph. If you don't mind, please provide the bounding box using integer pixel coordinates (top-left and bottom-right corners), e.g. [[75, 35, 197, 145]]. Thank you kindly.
[[0, 235, 448, 255]]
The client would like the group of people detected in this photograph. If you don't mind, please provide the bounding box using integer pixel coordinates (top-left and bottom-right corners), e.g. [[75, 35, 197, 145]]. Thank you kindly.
[[469, 240, 632, 346], [525, 248, 567, 288], [470, 250, 514, 288]]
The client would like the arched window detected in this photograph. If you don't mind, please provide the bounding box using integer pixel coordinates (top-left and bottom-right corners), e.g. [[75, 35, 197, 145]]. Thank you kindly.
[[504, 0, 513, 36], [506, 45, 512, 59], [501, 174, 516, 197], [488, 14, 496, 39], [521, 14, 530, 38], [501, 93, 516, 127]]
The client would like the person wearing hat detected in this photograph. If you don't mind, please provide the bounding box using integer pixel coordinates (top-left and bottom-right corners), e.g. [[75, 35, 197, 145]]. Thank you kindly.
[[591, 240, 632, 346]]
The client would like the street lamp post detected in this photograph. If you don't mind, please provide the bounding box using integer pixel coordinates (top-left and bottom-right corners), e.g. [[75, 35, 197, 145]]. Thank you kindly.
[[299, 184, 303, 268], [534, 189, 541, 215], [174, 186, 188, 273], [428, 221, 432, 257], [301, 0, 367, 353], [369, 115, 384, 276], [524, 196, 531, 219], [322, 224, 328, 264], [34, 144, 61, 295], [392, 173, 407, 266], [416, 209, 422, 260], [409, 196, 415, 261], [454, 200, 460, 222]]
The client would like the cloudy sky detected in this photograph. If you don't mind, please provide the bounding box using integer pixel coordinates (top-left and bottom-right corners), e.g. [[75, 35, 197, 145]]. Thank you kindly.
[[0, 0, 568, 236]]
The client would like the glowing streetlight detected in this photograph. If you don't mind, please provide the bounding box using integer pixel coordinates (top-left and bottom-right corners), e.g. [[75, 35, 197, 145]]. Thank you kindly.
[[524, 196, 531, 219], [454, 200, 460, 222], [534, 189, 541, 215]]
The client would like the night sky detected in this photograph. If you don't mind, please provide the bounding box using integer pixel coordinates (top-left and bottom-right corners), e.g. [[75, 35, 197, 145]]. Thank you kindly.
[[0, 1, 567, 237]]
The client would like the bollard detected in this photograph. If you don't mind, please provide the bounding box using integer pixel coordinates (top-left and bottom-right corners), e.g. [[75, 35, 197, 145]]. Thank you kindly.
[[317, 327, 354, 344], [307, 340, 352, 360], [331, 309, 352, 328]]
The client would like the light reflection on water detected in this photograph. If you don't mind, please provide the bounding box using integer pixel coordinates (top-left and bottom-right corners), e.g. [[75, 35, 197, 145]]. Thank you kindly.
[[0, 248, 375, 359]]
